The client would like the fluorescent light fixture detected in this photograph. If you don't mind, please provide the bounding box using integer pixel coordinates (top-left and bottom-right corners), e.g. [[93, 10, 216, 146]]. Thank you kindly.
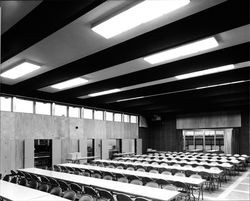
[[196, 80, 248, 90], [89, 89, 120, 97], [144, 37, 219, 64], [92, 0, 190, 39], [0, 61, 41, 79], [116, 96, 145, 102], [51, 78, 88, 90], [175, 64, 235, 80]]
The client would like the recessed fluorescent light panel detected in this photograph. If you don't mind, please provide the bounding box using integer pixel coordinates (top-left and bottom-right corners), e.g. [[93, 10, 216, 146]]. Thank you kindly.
[[144, 37, 219, 64], [0, 61, 41, 79], [196, 80, 247, 90], [175, 64, 235, 80], [51, 78, 88, 90], [89, 89, 120, 97], [116, 96, 145, 102], [92, 0, 190, 39]]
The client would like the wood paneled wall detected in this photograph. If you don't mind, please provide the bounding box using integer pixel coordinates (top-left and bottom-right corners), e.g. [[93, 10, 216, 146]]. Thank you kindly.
[[176, 112, 241, 129], [140, 110, 249, 154], [0, 111, 139, 174]]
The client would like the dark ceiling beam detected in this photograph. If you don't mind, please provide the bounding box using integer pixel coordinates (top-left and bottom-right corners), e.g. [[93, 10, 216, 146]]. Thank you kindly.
[[1, 0, 106, 62], [10, 0, 250, 92], [127, 92, 249, 112], [104, 81, 249, 109], [54, 43, 250, 98], [80, 67, 250, 105], [140, 101, 249, 115]]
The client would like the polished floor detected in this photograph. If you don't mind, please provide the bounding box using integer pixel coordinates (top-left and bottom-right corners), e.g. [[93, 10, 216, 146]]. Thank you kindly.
[[202, 167, 250, 201]]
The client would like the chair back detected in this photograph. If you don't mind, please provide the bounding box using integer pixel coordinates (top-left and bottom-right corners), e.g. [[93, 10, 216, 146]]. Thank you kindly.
[[38, 184, 49, 192], [28, 180, 39, 189], [161, 171, 172, 175], [84, 186, 99, 198], [145, 182, 159, 188], [63, 190, 76, 201], [70, 183, 82, 193], [50, 186, 63, 196], [130, 179, 143, 186], [79, 195, 94, 201], [117, 177, 129, 183], [135, 197, 152, 201], [116, 193, 133, 201], [98, 189, 114, 201]]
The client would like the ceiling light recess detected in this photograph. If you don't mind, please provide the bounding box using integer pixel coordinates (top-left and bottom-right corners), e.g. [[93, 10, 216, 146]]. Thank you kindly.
[[0, 61, 41, 79], [175, 64, 235, 80], [88, 89, 120, 97], [92, 0, 190, 39], [144, 37, 219, 64], [51, 78, 88, 90]]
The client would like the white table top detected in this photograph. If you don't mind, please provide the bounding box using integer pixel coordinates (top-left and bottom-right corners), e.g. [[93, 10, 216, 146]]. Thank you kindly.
[[60, 163, 205, 186], [96, 160, 222, 175], [0, 180, 62, 201], [96, 158, 230, 171], [19, 168, 180, 201], [28, 195, 68, 201], [119, 156, 236, 167]]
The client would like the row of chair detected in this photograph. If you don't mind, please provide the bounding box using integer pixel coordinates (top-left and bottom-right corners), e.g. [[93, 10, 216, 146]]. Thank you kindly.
[[56, 165, 203, 201], [1, 170, 154, 201]]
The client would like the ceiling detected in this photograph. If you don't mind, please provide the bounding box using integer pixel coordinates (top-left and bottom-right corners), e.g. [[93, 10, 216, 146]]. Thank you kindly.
[[1, 0, 249, 116]]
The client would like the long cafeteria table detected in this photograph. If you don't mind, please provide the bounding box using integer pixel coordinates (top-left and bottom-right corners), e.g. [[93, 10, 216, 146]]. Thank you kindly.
[[114, 157, 233, 169], [59, 163, 206, 186], [93, 160, 223, 176], [19, 168, 180, 201], [128, 155, 243, 165], [0, 180, 68, 201]]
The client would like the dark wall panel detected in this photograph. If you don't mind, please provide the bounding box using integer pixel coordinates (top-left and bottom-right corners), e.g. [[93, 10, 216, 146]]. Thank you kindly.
[[240, 110, 250, 155]]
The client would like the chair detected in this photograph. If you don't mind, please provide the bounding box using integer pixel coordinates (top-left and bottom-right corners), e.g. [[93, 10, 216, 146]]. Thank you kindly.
[[126, 167, 135, 171], [10, 176, 18, 184], [116, 166, 124, 169], [91, 172, 102, 179], [50, 186, 63, 196], [161, 170, 172, 175], [190, 174, 203, 201], [142, 177, 153, 184], [116, 193, 133, 201], [30, 174, 41, 183], [108, 165, 115, 169], [103, 172, 114, 180], [185, 170, 195, 177], [28, 180, 39, 189], [83, 169, 92, 177], [70, 183, 83, 199], [58, 180, 70, 191], [60, 166, 69, 173], [117, 177, 129, 183], [149, 169, 159, 174], [38, 184, 50, 192], [172, 164, 181, 168], [40, 175, 50, 185], [3, 175, 10, 182], [135, 197, 152, 201], [63, 190, 76, 201], [74, 168, 84, 175], [130, 179, 143, 186], [174, 172, 186, 177], [173, 181, 190, 201], [54, 165, 62, 172], [79, 195, 94, 201], [66, 166, 75, 174], [127, 175, 140, 182], [48, 177, 59, 188], [199, 171, 214, 191], [11, 170, 17, 176], [18, 177, 27, 186], [162, 184, 178, 191], [145, 182, 159, 188], [97, 189, 115, 201], [137, 168, 146, 172], [84, 186, 99, 198]]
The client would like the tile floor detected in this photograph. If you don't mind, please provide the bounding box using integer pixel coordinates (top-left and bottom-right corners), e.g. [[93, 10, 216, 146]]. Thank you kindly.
[[201, 166, 250, 201]]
